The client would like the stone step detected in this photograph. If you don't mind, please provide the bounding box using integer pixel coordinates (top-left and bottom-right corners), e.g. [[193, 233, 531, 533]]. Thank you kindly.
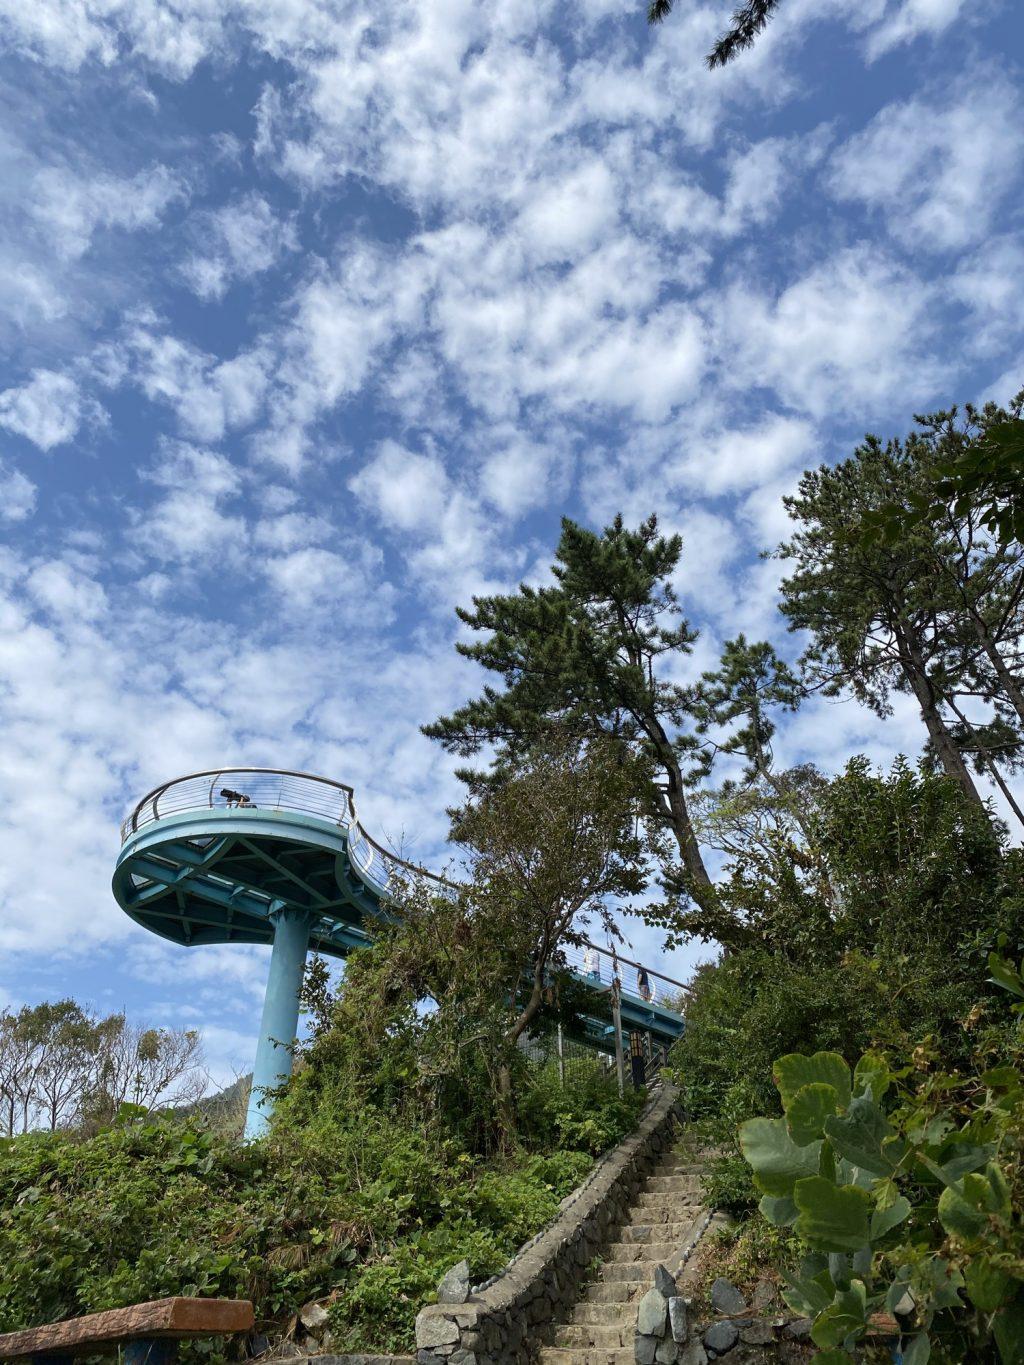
[[585, 1277, 646, 1302], [537, 1348, 634, 1365], [644, 1175, 701, 1194], [552, 1324, 631, 1350], [627, 1204, 701, 1227], [597, 1261, 657, 1283], [604, 1241, 680, 1263], [633, 1192, 702, 1212], [569, 1302, 636, 1326], [619, 1220, 696, 1244]]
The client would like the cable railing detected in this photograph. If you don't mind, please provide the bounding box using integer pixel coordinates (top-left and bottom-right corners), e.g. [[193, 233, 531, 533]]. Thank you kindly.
[[119, 767, 686, 1008]]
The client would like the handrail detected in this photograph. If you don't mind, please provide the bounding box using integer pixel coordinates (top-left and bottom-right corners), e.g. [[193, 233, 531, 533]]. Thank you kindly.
[[119, 766, 445, 890], [119, 767, 686, 996]]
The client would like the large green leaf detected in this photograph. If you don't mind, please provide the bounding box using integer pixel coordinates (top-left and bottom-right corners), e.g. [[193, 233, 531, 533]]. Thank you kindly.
[[810, 1283, 868, 1349], [780, 1267, 834, 1316], [824, 1094, 900, 1177], [774, 1052, 852, 1109], [870, 1196, 910, 1240], [965, 1256, 1014, 1312], [994, 1295, 1024, 1365], [853, 1051, 891, 1103], [759, 1193, 798, 1226], [794, 1176, 872, 1253], [939, 1164, 1011, 1242], [902, 1332, 931, 1365], [739, 1117, 821, 1197], [938, 1182, 987, 1241], [787, 1082, 841, 1146], [989, 953, 1024, 1000]]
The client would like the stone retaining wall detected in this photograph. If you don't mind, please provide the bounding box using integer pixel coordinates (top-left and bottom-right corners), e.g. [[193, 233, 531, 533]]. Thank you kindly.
[[414, 1085, 682, 1365]]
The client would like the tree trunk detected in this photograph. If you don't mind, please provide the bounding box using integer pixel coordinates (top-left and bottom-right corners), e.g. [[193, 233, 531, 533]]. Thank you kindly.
[[971, 613, 1024, 729], [946, 697, 1024, 830], [645, 718, 716, 908], [894, 621, 985, 809]]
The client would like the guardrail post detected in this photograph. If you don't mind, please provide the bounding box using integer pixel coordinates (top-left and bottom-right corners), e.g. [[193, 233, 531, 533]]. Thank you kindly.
[[611, 981, 625, 1097]]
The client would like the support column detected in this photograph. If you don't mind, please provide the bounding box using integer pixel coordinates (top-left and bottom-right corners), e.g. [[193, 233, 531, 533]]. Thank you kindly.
[[245, 906, 316, 1139]]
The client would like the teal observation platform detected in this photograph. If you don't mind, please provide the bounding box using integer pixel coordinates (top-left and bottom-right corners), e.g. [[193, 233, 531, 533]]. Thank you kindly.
[[113, 768, 685, 1137]]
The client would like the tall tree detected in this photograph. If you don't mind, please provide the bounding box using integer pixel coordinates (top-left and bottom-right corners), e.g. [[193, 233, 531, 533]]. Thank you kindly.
[[425, 515, 717, 909], [777, 436, 989, 810]]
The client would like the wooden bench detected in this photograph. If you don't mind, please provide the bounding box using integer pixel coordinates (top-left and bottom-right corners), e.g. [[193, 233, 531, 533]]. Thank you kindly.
[[0, 1297, 255, 1365]]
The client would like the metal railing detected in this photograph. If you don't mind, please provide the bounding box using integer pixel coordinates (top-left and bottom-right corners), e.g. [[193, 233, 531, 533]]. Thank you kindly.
[[119, 767, 685, 1005], [119, 767, 430, 897]]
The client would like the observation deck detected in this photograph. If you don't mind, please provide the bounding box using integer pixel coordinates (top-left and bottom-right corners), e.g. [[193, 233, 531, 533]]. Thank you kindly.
[[114, 768, 684, 1136]]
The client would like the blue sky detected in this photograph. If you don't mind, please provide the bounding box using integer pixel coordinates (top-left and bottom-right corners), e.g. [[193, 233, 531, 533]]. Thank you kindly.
[[0, 0, 1022, 1089]]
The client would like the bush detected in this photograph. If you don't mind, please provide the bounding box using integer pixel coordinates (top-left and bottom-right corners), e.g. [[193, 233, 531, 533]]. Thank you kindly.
[[0, 1049, 640, 1353], [737, 954, 1024, 1363]]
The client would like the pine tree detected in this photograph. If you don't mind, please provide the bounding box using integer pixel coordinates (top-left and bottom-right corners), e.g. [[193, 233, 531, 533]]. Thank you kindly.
[[424, 514, 717, 909], [778, 418, 1024, 816]]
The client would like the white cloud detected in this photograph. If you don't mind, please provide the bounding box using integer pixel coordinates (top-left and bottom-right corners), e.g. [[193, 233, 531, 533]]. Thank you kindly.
[[0, 460, 37, 521], [713, 248, 943, 418], [123, 324, 271, 443], [349, 441, 450, 532], [134, 442, 246, 565], [864, 0, 969, 59], [181, 193, 298, 301], [829, 76, 1022, 251], [0, 369, 99, 451], [477, 429, 570, 518], [28, 162, 184, 261]]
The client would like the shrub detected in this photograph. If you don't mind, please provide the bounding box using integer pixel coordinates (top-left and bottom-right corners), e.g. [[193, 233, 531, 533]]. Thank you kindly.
[[737, 954, 1024, 1363]]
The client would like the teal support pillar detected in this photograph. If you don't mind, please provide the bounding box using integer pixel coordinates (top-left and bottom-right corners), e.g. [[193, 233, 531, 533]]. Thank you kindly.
[[245, 906, 316, 1139]]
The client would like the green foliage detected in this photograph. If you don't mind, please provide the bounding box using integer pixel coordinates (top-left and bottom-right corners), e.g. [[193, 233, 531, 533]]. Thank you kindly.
[[0, 1032, 640, 1353], [863, 411, 1024, 549], [738, 958, 1024, 1362], [424, 512, 717, 912]]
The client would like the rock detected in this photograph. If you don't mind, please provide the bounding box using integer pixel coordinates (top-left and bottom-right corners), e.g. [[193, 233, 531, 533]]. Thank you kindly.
[[641, 1283, 674, 1337], [636, 1334, 658, 1364], [299, 1303, 330, 1335], [703, 1322, 739, 1354], [893, 1291, 915, 1317], [679, 1342, 708, 1365], [248, 1335, 270, 1358], [655, 1340, 679, 1364], [783, 1317, 812, 1340], [668, 1297, 688, 1344], [437, 1260, 472, 1305], [739, 1320, 774, 1345], [638, 1287, 669, 1337], [710, 1279, 747, 1316], [449, 1352, 477, 1365], [654, 1264, 678, 1298], [416, 1315, 460, 1349], [750, 1280, 776, 1312]]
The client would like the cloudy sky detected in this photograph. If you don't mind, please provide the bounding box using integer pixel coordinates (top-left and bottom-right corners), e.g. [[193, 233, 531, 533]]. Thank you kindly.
[[0, 0, 1021, 1087]]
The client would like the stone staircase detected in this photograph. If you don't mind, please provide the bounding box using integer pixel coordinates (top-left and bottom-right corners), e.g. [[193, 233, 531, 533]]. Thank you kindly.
[[537, 1147, 705, 1365]]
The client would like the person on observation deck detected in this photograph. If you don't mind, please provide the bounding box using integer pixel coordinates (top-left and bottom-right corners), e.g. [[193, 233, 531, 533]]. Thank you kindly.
[[637, 965, 654, 1003], [582, 945, 601, 980]]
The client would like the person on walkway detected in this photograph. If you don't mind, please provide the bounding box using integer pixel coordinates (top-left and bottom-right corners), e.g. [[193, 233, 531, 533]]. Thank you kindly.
[[637, 965, 653, 1003], [583, 945, 601, 980]]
